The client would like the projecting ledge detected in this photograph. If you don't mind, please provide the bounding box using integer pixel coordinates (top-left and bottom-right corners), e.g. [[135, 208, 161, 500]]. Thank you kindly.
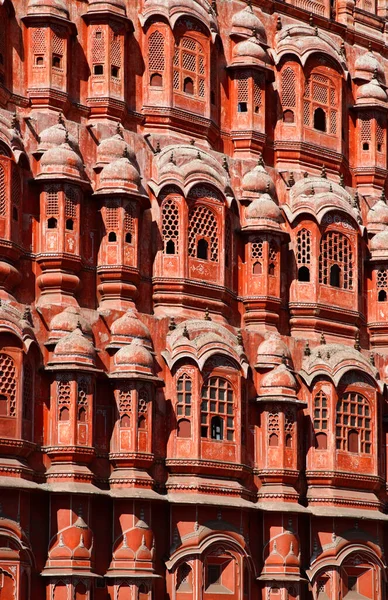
[[309, 506, 388, 521]]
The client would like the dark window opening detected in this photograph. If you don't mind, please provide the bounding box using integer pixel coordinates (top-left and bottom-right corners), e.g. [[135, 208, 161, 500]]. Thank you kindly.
[[378, 143, 383, 152], [254, 105, 260, 113], [125, 232, 132, 244], [207, 565, 221, 587], [35, 56, 44, 66], [211, 416, 223, 440], [298, 266, 310, 282], [283, 109, 294, 123], [363, 142, 369, 151], [94, 64, 104, 75], [95, 31, 102, 39], [314, 107, 326, 132], [52, 55, 61, 68], [12, 207, 18, 221], [166, 240, 175, 254], [111, 65, 119, 78], [201, 425, 208, 437], [378, 289, 387, 302], [0, 394, 7, 416], [197, 238, 208, 260], [285, 434, 292, 448], [330, 264, 341, 287], [59, 406, 69, 421], [238, 102, 248, 113], [348, 576, 357, 592], [47, 217, 57, 229], [315, 432, 327, 450], [348, 429, 359, 453], [269, 433, 278, 447], [78, 407, 86, 422], [138, 415, 146, 429], [120, 414, 130, 427], [108, 231, 117, 242], [253, 261, 262, 275], [268, 262, 275, 276], [177, 418, 191, 438], [66, 218, 74, 231], [211, 90, 215, 105], [183, 77, 194, 95], [150, 73, 163, 86]]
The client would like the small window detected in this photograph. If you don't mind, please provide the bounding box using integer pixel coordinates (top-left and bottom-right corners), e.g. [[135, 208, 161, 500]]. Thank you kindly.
[[283, 109, 294, 123], [138, 415, 146, 430], [207, 565, 221, 587], [166, 240, 175, 255], [108, 231, 117, 242], [66, 218, 74, 231], [111, 65, 119, 78], [378, 290, 387, 302], [78, 407, 86, 422], [211, 416, 223, 440], [363, 142, 369, 151], [238, 102, 248, 113], [125, 232, 132, 244], [150, 73, 163, 86], [94, 64, 104, 75], [59, 406, 69, 421], [253, 261, 262, 275], [269, 433, 278, 447], [197, 238, 208, 260], [330, 264, 341, 287], [47, 217, 57, 229], [285, 434, 292, 448], [183, 77, 194, 95], [95, 31, 102, 39], [35, 56, 44, 66], [268, 263, 275, 276], [314, 108, 326, 132], [378, 143, 383, 152], [12, 207, 18, 221], [298, 266, 310, 282], [348, 429, 359, 453], [120, 414, 130, 427], [52, 55, 61, 68], [315, 432, 327, 450], [177, 418, 191, 438]]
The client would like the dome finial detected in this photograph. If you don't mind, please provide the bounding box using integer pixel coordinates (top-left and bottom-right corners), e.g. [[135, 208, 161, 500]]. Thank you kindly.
[[288, 172, 295, 187], [116, 122, 123, 138], [321, 164, 327, 179], [320, 332, 326, 345], [204, 308, 212, 321], [169, 151, 175, 165], [304, 341, 311, 356], [354, 331, 361, 351], [353, 191, 360, 209], [381, 188, 386, 203], [258, 152, 265, 167], [169, 317, 176, 331], [58, 112, 65, 127], [183, 325, 190, 339]]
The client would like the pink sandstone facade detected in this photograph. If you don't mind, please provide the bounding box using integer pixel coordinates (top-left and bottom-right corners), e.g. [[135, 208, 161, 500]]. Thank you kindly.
[[2, 0, 388, 598]]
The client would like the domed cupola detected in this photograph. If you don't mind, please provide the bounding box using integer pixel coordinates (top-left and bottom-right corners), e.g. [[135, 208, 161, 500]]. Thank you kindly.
[[95, 126, 135, 171], [37, 115, 79, 156], [49, 327, 96, 370], [232, 33, 268, 67], [86, 0, 127, 17], [107, 309, 152, 350], [241, 156, 276, 199], [356, 71, 387, 106], [107, 517, 156, 577], [354, 50, 384, 84], [37, 136, 85, 183], [95, 150, 141, 196], [111, 339, 155, 379], [44, 516, 94, 575], [256, 333, 292, 368], [370, 228, 388, 260], [367, 191, 388, 234], [26, 0, 69, 19], [48, 307, 93, 345], [231, 4, 266, 41], [259, 363, 298, 401]]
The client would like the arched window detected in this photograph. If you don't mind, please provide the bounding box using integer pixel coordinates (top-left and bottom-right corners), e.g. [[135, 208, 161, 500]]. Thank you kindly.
[[92, 28, 105, 77], [57, 379, 71, 424], [177, 418, 191, 438], [138, 389, 148, 428], [377, 269, 388, 301], [201, 377, 234, 441], [197, 238, 208, 259], [59, 406, 69, 421], [176, 374, 192, 418], [173, 36, 205, 100], [162, 197, 179, 254], [118, 385, 132, 427], [268, 412, 279, 447], [188, 205, 218, 262], [298, 266, 310, 281], [110, 30, 122, 81], [0, 354, 16, 417], [108, 231, 117, 242], [281, 67, 296, 122], [120, 414, 130, 427], [304, 72, 337, 135], [296, 228, 311, 281], [319, 231, 353, 290], [124, 204, 134, 246], [313, 391, 328, 450], [148, 30, 165, 87], [176, 563, 193, 591], [336, 392, 371, 454], [47, 217, 57, 229], [251, 238, 263, 274], [75, 582, 87, 600]]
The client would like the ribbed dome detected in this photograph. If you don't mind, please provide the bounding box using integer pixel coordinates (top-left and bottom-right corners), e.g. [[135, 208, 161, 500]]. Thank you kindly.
[[87, 0, 126, 16], [242, 161, 275, 197], [49, 308, 92, 339], [38, 122, 78, 154], [98, 156, 141, 193], [27, 0, 69, 18], [256, 334, 291, 367], [367, 197, 388, 232], [356, 77, 387, 103], [233, 37, 267, 63], [40, 142, 84, 180], [96, 133, 135, 168], [261, 363, 297, 391], [110, 310, 152, 349], [355, 51, 384, 81], [52, 328, 96, 366], [231, 5, 265, 41], [245, 194, 282, 222], [113, 340, 154, 374], [48, 516, 92, 561], [370, 229, 388, 252]]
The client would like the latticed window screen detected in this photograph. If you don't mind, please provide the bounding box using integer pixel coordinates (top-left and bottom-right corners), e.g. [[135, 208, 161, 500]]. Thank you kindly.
[[0, 164, 6, 217], [313, 391, 328, 431], [319, 231, 353, 289], [32, 28, 47, 56], [0, 354, 16, 417], [138, 388, 148, 417], [360, 114, 372, 143], [176, 373, 192, 417], [148, 31, 165, 73], [296, 229, 311, 265], [188, 205, 218, 261], [118, 384, 132, 424], [336, 393, 371, 454], [92, 28, 105, 68], [110, 30, 121, 72], [201, 377, 234, 441], [46, 188, 59, 216], [173, 36, 206, 99], [162, 198, 179, 253], [52, 31, 64, 68], [377, 117, 385, 150], [281, 67, 296, 108], [57, 378, 71, 421], [253, 73, 262, 109], [11, 169, 21, 207], [304, 73, 338, 134], [377, 269, 388, 290], [65, 188, 77, 218], [105, 202, 119, 230], [237, 72, 249, 103], [268, 240, 278, 267], [251, 239, 263, 259], [124, 205, 134, 239]]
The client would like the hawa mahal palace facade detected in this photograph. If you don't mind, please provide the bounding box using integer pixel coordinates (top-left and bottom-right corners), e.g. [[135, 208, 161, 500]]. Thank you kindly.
[[3, 0, 388, 597]]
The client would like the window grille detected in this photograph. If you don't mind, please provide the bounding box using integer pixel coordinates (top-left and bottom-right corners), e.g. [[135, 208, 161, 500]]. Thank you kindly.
[[201, 377, 234, 440], [360, 114, 372, 142], [188, 205, 218, 261], [46, 188, 59, 216], [0, 354, 16, 417], [314, 391, 328, 431], [0, 164, 5, 216], [176, 374, 192, 418], [162, 197, 179, 254], [65, 188, 77, 218], [296, 229, 311, 265], [281, 67, 296, 108], [92, 28, 105, 65], [149, 31, 165, 73], [32, 28, 47, 55], [105, 202, 119, 230], [319, 231, 353, 290], [138, 388, 148, 416], [304, 73, 337, 134], [336, 392, 371, 454], [173, 36, 206, 99]]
